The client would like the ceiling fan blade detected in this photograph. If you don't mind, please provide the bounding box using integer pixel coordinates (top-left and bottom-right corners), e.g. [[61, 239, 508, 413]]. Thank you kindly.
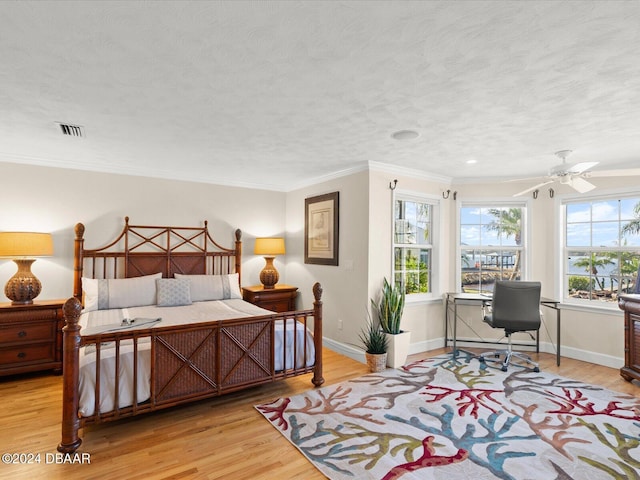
[[566, 162, 599, 174], [513, 180, 555, 197], [503, 176, 546, 183], [587, 168, 640, 177], [569, 176, 596, 193]]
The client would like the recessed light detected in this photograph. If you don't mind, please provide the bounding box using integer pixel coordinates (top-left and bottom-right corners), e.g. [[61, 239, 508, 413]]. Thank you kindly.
[[391, 130, 419, 140], [466, 159, 478, 165]]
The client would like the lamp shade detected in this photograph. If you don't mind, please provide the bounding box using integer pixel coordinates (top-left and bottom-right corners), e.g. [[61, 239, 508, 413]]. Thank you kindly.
[[254, 237, 285, 256], [0, 232, 54, 258]]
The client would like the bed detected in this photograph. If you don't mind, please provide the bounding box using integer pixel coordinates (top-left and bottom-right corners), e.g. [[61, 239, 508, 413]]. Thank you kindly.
[[58, 218, 324, 453]]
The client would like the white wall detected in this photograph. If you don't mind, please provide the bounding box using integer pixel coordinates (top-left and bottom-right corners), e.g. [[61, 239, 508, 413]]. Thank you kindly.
[[0, 162, 286, 302], [285, 171, 370, 351], [367, 169, 453, 353], [2, 160, 636, 368]]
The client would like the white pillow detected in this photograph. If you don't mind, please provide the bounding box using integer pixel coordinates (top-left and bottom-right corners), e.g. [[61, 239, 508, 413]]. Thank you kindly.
[[174, 273, 242, 302], [81, 277, 99, 312], [82, 273, 162, 311], [156, 278, 192, 307]]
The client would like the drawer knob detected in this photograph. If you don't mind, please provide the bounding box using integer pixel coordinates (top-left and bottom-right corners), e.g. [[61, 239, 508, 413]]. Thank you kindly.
[[18, 330, 27, 338], [17, 352, 26, 359]]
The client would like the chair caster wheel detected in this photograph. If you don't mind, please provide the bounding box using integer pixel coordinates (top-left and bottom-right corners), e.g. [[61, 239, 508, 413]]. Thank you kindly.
[[501, 366, 508, 372], [494, 354, 500, 358], [533, 367, 540, 372]]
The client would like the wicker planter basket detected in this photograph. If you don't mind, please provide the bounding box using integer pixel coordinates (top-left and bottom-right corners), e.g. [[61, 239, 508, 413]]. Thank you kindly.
[[365, 352, 387, 373]]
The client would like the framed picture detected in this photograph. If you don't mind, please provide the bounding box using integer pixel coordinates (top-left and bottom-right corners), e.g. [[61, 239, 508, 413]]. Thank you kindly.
[[305, 192, 339, 265]]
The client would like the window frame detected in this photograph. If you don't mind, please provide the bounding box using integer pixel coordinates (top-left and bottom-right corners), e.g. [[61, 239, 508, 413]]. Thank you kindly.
[[392, 190, 441, 303], [457, 198, 530, 293], [560, 190, 640, 308]]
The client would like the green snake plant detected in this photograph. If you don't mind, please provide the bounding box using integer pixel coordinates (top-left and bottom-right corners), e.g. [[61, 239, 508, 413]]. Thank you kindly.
[[359, 312, 388, 354], [371, 277, 405, 334]]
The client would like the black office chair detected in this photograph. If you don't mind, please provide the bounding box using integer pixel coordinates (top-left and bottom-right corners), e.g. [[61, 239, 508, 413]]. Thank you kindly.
[[478, 280, 541, 372]]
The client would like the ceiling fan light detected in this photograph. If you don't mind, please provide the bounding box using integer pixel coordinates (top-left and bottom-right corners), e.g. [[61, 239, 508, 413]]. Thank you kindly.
[[559, 175, 572, 185]]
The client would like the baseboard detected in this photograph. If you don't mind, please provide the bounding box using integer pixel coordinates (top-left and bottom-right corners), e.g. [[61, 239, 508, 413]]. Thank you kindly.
[[323, 336, 624, 369], [323, 337, 365, 363], [555, 345, 623, 369], [408, 338, 443, 355], [443, 336, 624, 369], [323, 336, 450, 365]]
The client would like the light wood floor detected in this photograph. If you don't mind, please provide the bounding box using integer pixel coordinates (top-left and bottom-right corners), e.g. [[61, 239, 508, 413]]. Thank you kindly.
[[0, 348, 638, 480]]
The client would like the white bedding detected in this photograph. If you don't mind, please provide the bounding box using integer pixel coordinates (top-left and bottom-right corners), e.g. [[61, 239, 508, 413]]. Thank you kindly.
[[78, 299, 315, 417]]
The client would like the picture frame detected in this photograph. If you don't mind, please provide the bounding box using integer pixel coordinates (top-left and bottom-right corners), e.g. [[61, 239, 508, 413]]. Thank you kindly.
[[305, 192, 339, 266]]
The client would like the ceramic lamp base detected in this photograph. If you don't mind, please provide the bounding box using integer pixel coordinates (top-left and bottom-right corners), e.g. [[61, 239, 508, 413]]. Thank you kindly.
[[5, 259, 41, 305], [259, 256, 279, 289]]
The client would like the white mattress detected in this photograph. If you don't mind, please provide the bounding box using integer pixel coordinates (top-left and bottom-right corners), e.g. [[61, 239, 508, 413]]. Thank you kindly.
[[77, 299, 315, 417]]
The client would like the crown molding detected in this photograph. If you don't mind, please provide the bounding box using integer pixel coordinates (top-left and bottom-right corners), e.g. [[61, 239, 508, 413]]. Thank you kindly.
[[0, 152, 285, 192], [367, 161, 453, 184], [0, 152, 453, 193], [285, 162, 371, 191], [285, 161, 453, 192]]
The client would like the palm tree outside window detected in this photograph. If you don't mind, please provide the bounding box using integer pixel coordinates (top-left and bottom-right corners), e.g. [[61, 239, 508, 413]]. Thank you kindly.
[[459, 204, 526, 293], [564, 196, 640, 304]]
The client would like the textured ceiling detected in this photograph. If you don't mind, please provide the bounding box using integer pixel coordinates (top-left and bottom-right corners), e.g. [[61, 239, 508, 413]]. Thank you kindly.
[[1, 0, 640, 191]]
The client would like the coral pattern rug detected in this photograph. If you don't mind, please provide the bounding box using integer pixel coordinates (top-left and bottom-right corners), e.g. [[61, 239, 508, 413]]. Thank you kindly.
[[256, 353, 640, 479]]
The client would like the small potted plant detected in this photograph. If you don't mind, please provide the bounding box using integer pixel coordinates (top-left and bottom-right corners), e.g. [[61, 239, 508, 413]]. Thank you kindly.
[[371, 277, 410, 368], [359, 315, 388, 373]]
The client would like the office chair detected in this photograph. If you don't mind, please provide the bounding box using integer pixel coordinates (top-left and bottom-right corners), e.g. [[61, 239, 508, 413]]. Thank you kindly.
[[478, 280, 541, 372]]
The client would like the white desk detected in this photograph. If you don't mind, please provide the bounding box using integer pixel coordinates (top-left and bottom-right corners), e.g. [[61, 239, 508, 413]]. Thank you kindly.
[[444, 292, 561, 366]]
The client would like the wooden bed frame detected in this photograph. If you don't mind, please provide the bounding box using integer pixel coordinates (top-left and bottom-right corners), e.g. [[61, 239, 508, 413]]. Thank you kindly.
[[58, 218, 324, 453]]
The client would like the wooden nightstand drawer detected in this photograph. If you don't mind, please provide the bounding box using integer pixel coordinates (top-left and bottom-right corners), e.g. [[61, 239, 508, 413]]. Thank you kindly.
[[0, 300, 65, 376], [0, 343, 55, 366], [0, 321, 55, 345], [242, 285, 298, 313]]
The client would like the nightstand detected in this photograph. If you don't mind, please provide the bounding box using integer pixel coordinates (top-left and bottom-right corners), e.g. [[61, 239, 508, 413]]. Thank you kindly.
[[242, 285, 298, 313], [0, 300, 65, 376]]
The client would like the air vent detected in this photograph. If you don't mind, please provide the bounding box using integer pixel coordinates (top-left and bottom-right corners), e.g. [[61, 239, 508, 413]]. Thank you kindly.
[[57, 123, 85, 137]]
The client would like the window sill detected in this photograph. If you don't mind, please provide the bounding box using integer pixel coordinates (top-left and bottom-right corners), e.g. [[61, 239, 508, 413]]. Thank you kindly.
[[405, 295, 442, 306], [560, 301, 624, 316]]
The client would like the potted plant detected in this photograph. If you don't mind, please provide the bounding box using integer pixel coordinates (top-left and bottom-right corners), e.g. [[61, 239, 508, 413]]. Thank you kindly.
[[359, 314, 388, 373], [371, 277, 410, 368]]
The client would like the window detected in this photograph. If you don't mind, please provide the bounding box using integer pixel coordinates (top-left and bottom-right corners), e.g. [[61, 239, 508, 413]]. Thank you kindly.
[[459, 203, 526, 293], [393, 195, 437, 297], [563, 195, 640, 304]]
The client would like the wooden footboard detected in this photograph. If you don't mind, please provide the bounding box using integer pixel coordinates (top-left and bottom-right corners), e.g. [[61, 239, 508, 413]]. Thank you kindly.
[[58, 283, 324, 453]]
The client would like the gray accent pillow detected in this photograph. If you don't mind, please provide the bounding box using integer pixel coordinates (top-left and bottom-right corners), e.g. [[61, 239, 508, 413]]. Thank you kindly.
[[173, 273, 242, 302], [156, 278, 192, 307]]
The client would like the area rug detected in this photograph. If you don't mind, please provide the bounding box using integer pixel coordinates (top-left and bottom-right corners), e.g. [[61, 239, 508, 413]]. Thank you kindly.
[[255, 353, 640, 480]]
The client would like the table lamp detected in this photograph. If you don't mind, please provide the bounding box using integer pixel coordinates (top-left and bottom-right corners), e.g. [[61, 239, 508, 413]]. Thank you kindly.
[[254, 237, 285, 289], [0, 232, 54, 304]]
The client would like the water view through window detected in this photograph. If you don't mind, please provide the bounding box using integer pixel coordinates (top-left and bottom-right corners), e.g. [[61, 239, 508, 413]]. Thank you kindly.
[[460, 205, 524, 294], [564, 197, 640, 303]]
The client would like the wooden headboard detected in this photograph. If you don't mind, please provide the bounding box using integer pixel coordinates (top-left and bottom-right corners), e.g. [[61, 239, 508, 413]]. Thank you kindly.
[[73, 217, 242, 300]]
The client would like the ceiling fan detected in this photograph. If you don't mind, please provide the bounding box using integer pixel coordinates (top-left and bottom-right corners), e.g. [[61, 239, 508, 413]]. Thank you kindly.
[[513, 150, 640, 197]]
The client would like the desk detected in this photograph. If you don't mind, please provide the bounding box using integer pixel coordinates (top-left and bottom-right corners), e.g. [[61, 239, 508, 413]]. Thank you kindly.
[[444, 292, 561, 366]]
